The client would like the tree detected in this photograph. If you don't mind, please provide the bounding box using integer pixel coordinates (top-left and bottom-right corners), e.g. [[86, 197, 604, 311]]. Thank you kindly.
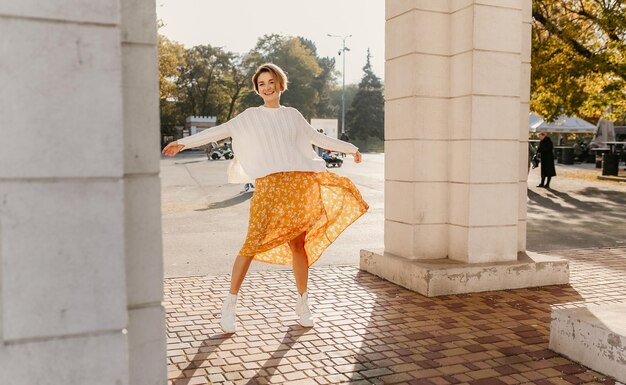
[[297, 37, 339, 118], [158, 35, 186, 101], [158, 35, 187, 135], [329, 84, 358, 121], [177, 45, 233, 118], [532, 0, 626, 121], [157, 33, 339, 136], [345, 50, 384, 140], [220, 55, 257, 121], [268, 37, 321, 118], [312, 56, 338, 118]]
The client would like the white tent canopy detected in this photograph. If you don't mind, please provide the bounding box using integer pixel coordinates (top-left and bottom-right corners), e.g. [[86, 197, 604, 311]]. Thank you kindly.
[[592, 118, 616, 144], [529, 113, 596, 134]]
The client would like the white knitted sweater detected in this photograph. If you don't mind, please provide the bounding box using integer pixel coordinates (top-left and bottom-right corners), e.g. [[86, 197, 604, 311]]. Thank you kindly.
[[177, 106, 358, 180]]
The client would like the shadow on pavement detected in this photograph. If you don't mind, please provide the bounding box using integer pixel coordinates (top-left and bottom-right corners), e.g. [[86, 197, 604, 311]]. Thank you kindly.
[[577, 186, 626, 203], [196, 192, 253, 211], [528, 188, 626, 219], [171, 334, 228, 385], [345, 268, 605, 384], [165, 249, 626, 384], [246, 326, 307, 384], [527, 185, 626, 252], [174, 160, 207, 165]]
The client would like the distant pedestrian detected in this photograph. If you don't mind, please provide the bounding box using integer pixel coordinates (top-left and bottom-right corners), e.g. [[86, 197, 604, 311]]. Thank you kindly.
[[162, 63, 368, 333], [536, 132, 556, 188], [340, 133, 350, 157], [573, 141, 582, 161]]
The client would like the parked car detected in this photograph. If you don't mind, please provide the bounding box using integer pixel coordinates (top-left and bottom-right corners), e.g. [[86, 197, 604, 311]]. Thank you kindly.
[[208, 143, 234, 160]]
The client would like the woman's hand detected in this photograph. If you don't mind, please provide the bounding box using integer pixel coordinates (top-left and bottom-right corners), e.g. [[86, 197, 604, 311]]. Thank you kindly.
[[353, 151, 362, 164], [162, 141, 185, 157]]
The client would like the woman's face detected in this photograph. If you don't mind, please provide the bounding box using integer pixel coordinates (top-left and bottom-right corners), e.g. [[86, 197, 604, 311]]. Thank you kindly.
[[256, 71, 281, 106]]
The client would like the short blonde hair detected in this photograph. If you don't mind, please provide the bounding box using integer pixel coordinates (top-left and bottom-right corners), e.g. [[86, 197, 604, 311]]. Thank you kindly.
[[252, 63, 288, 93]]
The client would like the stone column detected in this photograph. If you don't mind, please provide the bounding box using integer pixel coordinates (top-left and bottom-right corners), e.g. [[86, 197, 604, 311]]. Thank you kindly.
[[0, 0, 165, 383], [361, 0, 568, 296], [121, 0, 167, 384], [518, 0, 533, 252]]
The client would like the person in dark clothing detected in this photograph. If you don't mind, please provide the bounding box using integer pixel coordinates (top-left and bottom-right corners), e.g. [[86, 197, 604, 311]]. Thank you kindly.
[[339, 133, 350, 157], [536, 132, 556, 188]]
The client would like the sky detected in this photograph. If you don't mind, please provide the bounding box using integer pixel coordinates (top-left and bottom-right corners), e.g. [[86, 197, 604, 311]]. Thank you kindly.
[[156, 0, 385, 85]]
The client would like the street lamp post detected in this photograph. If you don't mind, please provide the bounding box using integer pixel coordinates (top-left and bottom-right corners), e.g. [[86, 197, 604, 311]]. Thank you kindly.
[[327, 34, 351, 135]]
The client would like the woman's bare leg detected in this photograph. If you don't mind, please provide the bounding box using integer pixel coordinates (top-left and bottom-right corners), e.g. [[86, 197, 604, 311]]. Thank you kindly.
[[289, 232, 314, 326], [289, 232, 309, 294], [229, 255, 254, 294], [221, 255, 252, 333]]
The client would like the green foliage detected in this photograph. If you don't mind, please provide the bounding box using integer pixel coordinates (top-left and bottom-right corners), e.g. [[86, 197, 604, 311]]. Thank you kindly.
[[177, 45, 233, 118], [532, 0, 626, 122], [158, 35, 186, 101], [350, 135, 385, 153], [327, 84, 358, 133], [157, 33, 341, 136], [312, 56, 338, 118], [220, 55, 258, 121], [158, 35, 186, 133], [345, 50, 385, 140]]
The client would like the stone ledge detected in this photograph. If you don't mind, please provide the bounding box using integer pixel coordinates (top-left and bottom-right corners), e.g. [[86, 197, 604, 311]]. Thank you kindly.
[[359, 249, 569, 297], [550, 303, 626, 383], [597, 175, 626, 182]]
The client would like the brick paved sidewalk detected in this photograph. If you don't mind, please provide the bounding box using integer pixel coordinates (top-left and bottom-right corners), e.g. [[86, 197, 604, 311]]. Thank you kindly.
[[165, 248, 626, 385]]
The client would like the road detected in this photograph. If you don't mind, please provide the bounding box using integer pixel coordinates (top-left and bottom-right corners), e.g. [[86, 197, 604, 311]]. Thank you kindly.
[[162, 152, 626, 277], [161, 152, 383, 277]]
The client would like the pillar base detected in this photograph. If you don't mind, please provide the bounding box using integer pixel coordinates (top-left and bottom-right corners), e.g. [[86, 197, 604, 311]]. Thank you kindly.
[[359, 250, 569, 297], [550, 303, 626, 383]]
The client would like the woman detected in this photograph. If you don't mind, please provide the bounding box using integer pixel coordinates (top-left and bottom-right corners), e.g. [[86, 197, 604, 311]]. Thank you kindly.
[[162, 63, 368, 333], [536, 132, 556, 188]]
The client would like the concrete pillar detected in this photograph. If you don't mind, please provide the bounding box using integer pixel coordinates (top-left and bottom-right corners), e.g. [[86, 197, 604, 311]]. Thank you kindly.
[[0, 0, 165, 383], [518, 0, 533, 252], [121, 0, 167, 384], [361, 0, 568, 296]]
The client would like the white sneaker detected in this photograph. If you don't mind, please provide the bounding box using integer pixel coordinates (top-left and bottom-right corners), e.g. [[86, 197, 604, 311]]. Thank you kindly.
[[220, 293, 238, 333], [295, 291, 315, 327]]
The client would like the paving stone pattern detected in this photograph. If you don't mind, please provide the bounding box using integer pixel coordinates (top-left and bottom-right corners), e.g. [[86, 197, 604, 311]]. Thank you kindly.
[[166, 248, 626, 385]]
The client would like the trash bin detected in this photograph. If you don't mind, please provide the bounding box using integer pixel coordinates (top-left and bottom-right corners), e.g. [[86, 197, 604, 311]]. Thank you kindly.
[[561, 147, 575, 165], [602, 153, 619, 176]]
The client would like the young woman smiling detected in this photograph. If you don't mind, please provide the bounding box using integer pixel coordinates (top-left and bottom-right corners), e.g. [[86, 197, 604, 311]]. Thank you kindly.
[[162, 63, 368, 333]]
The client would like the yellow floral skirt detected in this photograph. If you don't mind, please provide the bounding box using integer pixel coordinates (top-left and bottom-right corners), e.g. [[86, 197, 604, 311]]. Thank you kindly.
[[239, 171, 369, 267]]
